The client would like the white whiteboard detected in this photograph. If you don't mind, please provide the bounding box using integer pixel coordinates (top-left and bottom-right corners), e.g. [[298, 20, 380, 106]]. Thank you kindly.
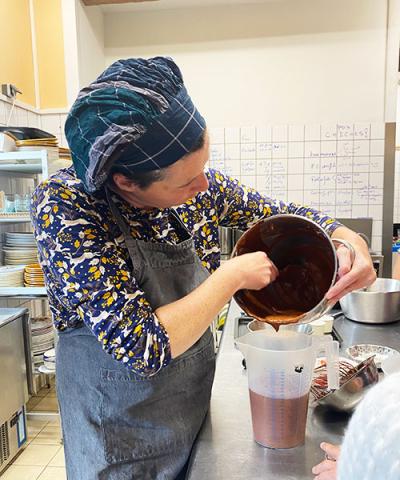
[[209, 123, 385, 253]]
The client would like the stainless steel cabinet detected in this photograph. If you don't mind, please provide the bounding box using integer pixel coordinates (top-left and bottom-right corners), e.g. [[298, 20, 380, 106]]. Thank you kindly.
[[0, 308, 29, 473]]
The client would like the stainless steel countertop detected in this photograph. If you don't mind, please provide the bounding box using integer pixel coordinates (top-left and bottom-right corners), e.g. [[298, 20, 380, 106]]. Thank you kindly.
[[187, 302, 400, 479], [333, 315, 400, 353], [0, 308, 29, 329]]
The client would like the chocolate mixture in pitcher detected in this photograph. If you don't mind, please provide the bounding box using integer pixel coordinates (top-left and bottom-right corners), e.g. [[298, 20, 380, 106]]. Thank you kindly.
[[233, 216, 336, 330], [249, 389, 309, 448]]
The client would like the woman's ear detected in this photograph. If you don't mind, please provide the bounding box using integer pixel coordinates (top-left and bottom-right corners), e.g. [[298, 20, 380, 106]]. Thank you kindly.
[[112, 173, 137, 193]]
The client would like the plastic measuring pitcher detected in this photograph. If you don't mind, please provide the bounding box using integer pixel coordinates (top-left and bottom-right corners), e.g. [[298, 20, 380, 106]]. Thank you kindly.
[[236, 330, 339, 449]]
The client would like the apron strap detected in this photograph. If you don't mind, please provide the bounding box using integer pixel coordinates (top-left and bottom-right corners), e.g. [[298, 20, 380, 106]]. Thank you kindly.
[[105, 187, 143, 277], [168, 208, 191, 242], [105, 188, 194, 277]]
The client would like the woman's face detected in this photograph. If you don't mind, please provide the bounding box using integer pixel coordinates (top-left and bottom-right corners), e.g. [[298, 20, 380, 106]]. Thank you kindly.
[[114, 132, 210, 209]]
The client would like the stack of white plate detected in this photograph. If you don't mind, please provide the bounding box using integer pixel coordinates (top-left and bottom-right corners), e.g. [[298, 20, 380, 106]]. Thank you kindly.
[[0, 265, 25, 287], [3, 232, 38, 266], [31, 317, 54, 368], [43, 348, 56, 371]]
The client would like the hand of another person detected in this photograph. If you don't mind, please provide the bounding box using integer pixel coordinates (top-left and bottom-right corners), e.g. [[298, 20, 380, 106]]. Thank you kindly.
[[326, 227, 376, 303], [224, 251, 279, 291], [312, 442, 340, 480]]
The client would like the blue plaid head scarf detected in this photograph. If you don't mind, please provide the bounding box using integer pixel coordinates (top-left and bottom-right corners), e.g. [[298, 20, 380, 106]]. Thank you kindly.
[[65, 57, 206, 193]]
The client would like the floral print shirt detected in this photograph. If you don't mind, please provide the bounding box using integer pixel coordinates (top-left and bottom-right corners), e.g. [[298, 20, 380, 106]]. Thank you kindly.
[[30, 166, 341, 376]]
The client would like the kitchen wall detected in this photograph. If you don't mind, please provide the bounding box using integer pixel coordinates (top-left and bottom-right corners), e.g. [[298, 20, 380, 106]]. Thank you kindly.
[[102, 0, 398, 259], [104, 0, 389, 126], [75, 0, 105, 90], [40, 112, 68, 148], [61, 0, 105, 106], [33, 0, 68, 109]]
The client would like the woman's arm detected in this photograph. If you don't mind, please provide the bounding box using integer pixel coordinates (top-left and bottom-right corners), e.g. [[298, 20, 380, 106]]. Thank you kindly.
[[327, 226, 376, 302], [156, 251, 278, 358]]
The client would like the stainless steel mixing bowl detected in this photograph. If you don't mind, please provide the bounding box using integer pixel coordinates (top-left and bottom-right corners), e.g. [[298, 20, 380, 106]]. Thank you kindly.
[[339, 278, 400, 324], [232, 214, 354, 326]]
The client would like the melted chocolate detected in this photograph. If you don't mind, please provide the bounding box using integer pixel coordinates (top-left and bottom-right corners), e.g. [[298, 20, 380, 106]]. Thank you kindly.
[[234, 216, 336, 328], [249, 390, 309, 448]]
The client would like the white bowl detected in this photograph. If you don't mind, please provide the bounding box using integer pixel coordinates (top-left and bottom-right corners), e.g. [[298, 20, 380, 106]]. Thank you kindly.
[[346, 344, 400, 369], [43, 348, 55, 360], [43, 360, 56, 371]]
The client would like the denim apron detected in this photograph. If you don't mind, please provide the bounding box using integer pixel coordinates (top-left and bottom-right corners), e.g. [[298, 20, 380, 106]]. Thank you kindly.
[[56, 194, 216, 480]]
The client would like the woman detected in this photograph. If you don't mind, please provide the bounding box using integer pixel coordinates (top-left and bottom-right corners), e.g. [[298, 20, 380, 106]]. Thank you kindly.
[[31, 57, 375, 479]]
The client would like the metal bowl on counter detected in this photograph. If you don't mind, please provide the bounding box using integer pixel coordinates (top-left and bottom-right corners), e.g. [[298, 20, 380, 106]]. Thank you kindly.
[[339, 278, 400, 324], [247, 319, 313, 335], [313, 356, 379, 412]]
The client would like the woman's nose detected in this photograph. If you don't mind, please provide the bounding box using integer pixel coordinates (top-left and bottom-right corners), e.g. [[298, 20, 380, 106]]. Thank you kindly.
[[196, 173, 209, 193]]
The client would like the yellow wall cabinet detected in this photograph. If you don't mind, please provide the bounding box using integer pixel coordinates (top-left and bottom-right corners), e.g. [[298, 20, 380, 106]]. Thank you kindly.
[[0, 0, 67, 109]]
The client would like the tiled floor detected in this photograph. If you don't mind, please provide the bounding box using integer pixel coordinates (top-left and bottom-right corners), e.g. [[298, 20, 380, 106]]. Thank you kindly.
[[0, 384, 67, 480]]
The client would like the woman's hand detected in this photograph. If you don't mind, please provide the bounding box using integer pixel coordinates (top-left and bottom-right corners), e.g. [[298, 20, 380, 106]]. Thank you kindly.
[[224, 251, 279, 291], [326, 226, 376, 303], [312, 442, 340, 480]]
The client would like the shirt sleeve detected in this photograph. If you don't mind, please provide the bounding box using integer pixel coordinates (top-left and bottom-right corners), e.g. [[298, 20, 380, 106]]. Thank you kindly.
[[31, 180, 171, 377], [208, 169, 342, 234]]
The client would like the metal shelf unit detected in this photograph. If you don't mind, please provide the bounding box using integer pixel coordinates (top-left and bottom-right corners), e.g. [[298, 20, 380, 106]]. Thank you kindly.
[[0, 150, 55, 409], [0, 150, 52, 178], [0, 287, 47, 298], [0, 217, 31, 223]]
